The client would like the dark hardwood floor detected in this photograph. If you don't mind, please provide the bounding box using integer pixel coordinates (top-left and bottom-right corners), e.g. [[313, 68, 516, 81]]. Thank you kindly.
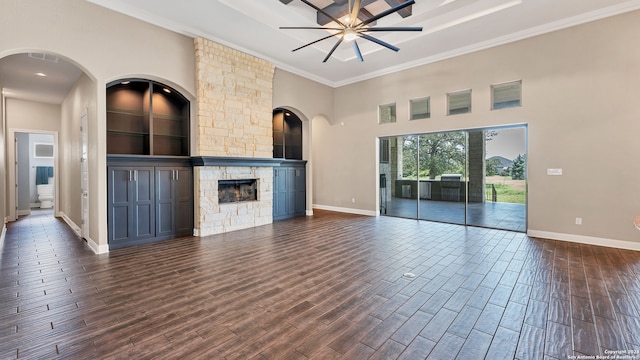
[[1, 209, 640, 359]]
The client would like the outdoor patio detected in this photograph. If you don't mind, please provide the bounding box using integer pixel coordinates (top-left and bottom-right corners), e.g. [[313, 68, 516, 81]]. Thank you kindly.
[[382, 197, 526, 232]]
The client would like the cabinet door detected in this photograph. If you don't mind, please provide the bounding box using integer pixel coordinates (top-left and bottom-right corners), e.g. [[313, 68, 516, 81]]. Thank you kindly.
[[132, 168, 155, 240], [156, 167, 193, 238], [155, 167, 175, 237], [285, 168, 297, 215], [108, 167, 133, 243], [273, 168, 288, 219], [174, 167, 193, 236], [294, 167, 306, 215], [108, 166, 155, 247]]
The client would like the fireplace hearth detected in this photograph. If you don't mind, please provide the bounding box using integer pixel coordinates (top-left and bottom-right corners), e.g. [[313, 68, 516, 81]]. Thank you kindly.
[[218, 179, 258, 203]]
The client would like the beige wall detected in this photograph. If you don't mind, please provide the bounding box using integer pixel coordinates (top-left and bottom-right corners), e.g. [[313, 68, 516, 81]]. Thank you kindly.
[[5, 99, 61, 132], [316, 10, 640, 247], [1, 0, 196, 252], [273, 69, 335, 213], [61, 73, 96, 228]]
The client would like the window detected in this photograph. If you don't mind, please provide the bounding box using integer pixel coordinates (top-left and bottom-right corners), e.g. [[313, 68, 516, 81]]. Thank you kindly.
[[492, 80, 522, 110], [34, 143, 54, 158], [379, 103, 396, 124], [410, 97, 430, 120], [380, 138, 389, 163], [447, 89, 472, 115]]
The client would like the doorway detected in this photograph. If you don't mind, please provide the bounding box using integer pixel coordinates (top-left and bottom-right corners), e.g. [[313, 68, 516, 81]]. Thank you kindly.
[[15, 132, 56, 218], [379, 126, 527, 232]]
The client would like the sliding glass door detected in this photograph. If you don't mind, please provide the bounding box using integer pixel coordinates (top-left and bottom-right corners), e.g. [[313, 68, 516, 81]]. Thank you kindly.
[[417, 132, 467, 224], [380, 135, 418, 219], [466, 127, 527, 231], [379, 126, 526, 232]]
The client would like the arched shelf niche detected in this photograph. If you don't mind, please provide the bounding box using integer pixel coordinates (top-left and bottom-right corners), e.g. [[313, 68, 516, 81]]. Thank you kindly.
[[272, 108, 302, 160], [106, 79, 190, 156]]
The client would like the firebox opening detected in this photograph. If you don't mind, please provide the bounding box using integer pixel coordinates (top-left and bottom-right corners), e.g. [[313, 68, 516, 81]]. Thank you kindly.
[[218, 179, 258, 203]]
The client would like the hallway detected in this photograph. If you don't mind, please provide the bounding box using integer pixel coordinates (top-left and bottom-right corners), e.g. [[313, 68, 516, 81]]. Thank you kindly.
[[1, 211, 640, 358]]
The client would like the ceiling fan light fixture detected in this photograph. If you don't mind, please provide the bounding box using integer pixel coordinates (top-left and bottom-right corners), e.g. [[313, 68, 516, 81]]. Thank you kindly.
[[344, 29, 357, 42], [281, 0, 421, 63]]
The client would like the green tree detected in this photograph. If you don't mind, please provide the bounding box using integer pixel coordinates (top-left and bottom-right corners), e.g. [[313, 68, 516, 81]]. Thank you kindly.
[[402, 133, 466, 179], [510, 154, 526, 180], [486, 157, 501, 176]]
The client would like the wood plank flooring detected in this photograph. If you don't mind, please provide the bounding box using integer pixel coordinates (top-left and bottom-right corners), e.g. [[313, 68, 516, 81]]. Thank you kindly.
[[1, 209, 640, 359]]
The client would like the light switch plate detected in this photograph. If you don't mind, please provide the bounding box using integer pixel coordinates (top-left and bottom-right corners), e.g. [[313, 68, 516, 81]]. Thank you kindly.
[[547, 168, 563, 176]]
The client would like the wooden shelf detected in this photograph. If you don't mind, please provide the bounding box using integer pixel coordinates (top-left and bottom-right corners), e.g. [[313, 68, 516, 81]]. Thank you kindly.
[[108, 130, 149, 137]]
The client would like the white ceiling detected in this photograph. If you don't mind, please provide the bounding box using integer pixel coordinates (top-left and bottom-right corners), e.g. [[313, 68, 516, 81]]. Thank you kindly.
[[0, 53, 83, 104], [1, 0, 640, 105], [86, 0, 640, 86]]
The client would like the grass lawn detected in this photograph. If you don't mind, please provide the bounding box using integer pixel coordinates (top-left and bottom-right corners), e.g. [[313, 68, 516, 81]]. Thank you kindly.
[[486, 176, 526, 204]]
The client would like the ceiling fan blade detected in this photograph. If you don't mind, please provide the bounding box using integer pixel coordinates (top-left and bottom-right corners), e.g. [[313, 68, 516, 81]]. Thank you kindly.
[[300, 0, 346, 28], [358, 0, 416, 28], [352, 40, 364, 62], [360, 27, 423, 32], [350, 0, 362, 27], [280, 26, 344, 30], [292, 33, 338, 52], [358, 33, 400, 52], [323, 38, 344, 63]]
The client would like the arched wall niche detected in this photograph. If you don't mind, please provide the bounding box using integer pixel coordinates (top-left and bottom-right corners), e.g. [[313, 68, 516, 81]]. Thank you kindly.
[[107, 75, 197, 156], [271, 105, 319, 216]]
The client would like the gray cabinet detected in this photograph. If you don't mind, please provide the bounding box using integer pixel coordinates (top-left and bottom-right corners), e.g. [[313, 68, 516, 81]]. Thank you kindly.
[[107, 166, 156, 248], [156, 167, 193, 238], [273, 162, 306, 220], [107, 156, 193, 249]]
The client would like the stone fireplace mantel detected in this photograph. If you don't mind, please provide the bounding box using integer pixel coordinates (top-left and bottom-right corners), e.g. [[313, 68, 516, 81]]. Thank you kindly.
[[191, 156, 305, 168]]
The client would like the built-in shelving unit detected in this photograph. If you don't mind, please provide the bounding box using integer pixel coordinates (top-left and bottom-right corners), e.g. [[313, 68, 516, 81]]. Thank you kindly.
[[107, 79, 189, 156], [272, 109, 305, 220], [106, 79, 192, 249], [273, 108, 302, 160]]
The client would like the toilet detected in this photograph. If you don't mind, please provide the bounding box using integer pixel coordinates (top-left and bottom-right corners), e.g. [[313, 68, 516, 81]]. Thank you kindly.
[[37, 183, 54, 209]]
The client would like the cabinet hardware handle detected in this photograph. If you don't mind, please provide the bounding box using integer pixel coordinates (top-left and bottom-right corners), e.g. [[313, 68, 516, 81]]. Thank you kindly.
[[129, 170, 133, 182], [176, 170, 179, 181], [134, 170, 137, 182]]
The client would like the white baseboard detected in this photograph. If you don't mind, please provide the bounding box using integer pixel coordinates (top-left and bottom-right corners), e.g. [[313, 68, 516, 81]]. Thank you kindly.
[[0, 223, 6, 249], [306, 210, 314, 216], [87, 238, 109, 254], [527, 229, 640, 251], [59, 212, 108, 254], [60, 212, 81, 235], [312, 204, 377, 217], [17, 209, 31, 216]]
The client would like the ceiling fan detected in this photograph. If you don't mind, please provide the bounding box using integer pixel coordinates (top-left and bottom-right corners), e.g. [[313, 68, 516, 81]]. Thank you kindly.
[[281, 0, 423, 63]]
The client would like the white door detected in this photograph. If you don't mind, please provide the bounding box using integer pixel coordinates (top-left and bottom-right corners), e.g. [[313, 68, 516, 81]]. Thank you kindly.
[[80, 110, 89, 239]]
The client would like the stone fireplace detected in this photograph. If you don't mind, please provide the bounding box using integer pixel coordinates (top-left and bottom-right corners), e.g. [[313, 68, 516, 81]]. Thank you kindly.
[[193, 37, 277, 237]]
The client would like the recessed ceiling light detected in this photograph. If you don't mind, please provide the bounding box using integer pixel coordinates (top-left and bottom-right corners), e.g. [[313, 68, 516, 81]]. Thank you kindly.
[[163, 88, 171, 93], [121, 81, 130, 85], [35, 72, 47, 77]]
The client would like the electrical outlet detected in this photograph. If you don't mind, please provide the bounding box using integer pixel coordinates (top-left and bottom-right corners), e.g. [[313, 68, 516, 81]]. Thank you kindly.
[[351, 198, 356, 203], [575, 217, 582, 225]]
